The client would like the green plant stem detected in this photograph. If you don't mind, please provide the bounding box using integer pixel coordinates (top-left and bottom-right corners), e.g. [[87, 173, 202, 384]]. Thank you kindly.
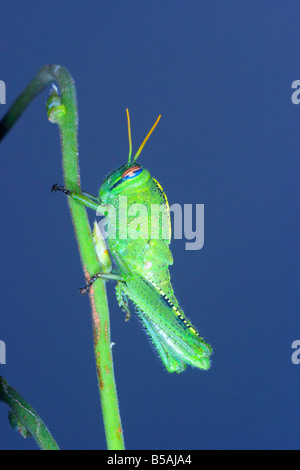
[[0, 376, 59, 450], [0, 65, 124, 450]]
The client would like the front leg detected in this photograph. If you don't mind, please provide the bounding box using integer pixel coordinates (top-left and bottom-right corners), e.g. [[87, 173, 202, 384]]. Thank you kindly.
[[51, 183, 106, 214]]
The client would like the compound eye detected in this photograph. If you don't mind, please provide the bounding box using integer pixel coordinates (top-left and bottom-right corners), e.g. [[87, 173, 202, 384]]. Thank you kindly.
[[122, 165, 143, 180]]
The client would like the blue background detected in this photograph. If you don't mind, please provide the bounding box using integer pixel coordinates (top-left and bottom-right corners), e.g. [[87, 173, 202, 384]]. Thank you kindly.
[[0, 1, 299, 450]]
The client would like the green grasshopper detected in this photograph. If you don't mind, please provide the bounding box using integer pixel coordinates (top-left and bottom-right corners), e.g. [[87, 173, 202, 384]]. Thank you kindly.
[[52, 110, 212, 373]]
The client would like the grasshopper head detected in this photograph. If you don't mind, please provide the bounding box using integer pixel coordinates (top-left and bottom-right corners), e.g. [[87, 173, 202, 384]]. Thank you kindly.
[[99, 109, 161, 203], [99, 163, 151, 202]]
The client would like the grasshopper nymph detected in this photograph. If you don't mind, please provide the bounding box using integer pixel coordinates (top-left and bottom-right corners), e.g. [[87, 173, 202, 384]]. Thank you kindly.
[[52, 110, 212, 372]]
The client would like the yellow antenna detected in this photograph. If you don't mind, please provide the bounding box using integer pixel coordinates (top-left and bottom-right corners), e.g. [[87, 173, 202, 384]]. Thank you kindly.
[[133, 114, 161, 162], [126, 108, 133, 164]]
